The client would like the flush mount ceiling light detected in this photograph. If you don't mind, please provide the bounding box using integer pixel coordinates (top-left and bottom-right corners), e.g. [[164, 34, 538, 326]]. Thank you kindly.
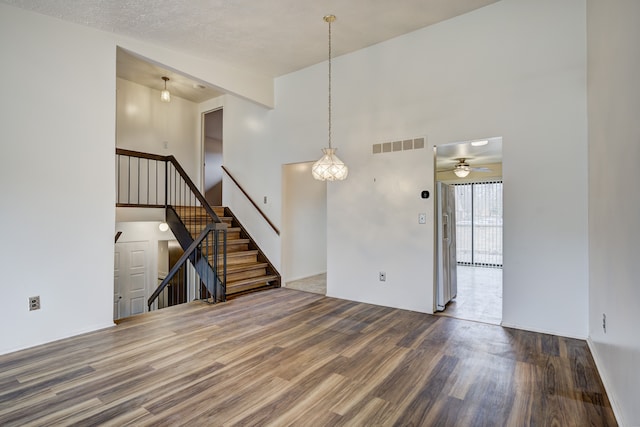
[[471, 140, 489, 147], [160, 76, 171, 103], [312, 14, 348, 182], [158, 222, 169, 232]]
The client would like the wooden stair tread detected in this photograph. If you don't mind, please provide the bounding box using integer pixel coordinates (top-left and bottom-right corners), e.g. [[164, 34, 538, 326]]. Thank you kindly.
[[226, 275, 280, 294], [201, 238, 249, 246], [225, 262, 268, 274], [216, 249, 258, 259]]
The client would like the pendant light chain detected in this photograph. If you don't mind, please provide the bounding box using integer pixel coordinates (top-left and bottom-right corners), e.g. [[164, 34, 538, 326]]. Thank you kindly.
[[327, 15, 333, 150], [311, 14, 348, 181]]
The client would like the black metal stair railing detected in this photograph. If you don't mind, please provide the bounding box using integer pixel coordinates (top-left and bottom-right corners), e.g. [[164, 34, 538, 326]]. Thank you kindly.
[[147, 223, 227, 310], [115, 148, 227, 309]]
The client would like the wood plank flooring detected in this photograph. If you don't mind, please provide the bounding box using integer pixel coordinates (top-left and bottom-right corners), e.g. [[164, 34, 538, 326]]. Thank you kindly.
[[0, 288, 617, 426]]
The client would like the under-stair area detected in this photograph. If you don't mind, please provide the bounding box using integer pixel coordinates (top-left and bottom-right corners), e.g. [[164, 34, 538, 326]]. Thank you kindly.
[[176, 205, 280, 298]]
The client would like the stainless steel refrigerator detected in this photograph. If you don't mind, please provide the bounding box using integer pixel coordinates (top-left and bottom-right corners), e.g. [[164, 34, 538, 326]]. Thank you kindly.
[[436, 181, 457, 311]]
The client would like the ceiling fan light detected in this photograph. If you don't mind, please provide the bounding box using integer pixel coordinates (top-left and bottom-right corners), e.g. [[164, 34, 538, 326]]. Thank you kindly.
[[454, 165, 470, 178]]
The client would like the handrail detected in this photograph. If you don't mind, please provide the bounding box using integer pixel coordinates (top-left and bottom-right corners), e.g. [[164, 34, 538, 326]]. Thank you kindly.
[[221, 165, 280, 236], [167, 155, 220, 223], [115, 148, 166, 161], [115, 148, 221, 224]]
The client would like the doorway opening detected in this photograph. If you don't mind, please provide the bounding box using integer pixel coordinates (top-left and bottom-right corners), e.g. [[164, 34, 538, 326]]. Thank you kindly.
[[434, 137, 503, 325], [281, 162, 327, 295], [203, 108, 223, 206]]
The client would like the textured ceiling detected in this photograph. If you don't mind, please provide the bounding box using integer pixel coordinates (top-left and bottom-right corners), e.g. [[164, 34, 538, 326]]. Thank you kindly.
[[2, 0, 500, 78]]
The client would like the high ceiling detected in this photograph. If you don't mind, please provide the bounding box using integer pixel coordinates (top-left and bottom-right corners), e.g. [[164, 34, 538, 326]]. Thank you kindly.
[[2, 0, 499, 78]]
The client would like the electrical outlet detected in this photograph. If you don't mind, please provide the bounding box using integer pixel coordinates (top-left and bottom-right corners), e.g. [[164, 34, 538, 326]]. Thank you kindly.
[[602, 313, 606, 333], [29, 296, 40, 311], [418, 213, 426, 224], [379, 272, 386, 281]]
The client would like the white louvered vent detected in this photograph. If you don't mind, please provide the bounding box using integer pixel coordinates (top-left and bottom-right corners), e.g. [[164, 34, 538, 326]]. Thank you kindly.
[[373, 137, 426, 155]]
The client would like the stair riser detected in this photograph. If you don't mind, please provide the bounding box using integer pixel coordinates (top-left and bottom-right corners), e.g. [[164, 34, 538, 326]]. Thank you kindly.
[[227, 281, 278, 296], [213, 253, 258, 266], [201, 242, 249, 252], [183, 219, 233, 230], [226, 268, 267, 282], [185, 232, 241, 242], [173, 207, 225, 217]]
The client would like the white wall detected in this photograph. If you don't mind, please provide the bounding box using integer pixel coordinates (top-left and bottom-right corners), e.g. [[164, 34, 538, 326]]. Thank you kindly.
[[282, 162, 327, 283], [116, 78, 200, 182], [224, 0, 589, 332], [221, 95, 282, 268], [587, 1, 640, 425], [0, 4, 116, 354], [0, 3, 273, 355]]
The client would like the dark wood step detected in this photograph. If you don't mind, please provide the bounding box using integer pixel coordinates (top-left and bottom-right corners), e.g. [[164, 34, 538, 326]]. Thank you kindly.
[[182, 216, 233, 225], [226, 274, 280, 296], [202, 239, 249, 253], [212, 250, 259, 266], [174, 207, 228, 223], [225, 262, 269, 282]]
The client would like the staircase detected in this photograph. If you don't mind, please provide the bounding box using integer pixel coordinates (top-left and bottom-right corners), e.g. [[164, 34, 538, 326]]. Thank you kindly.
[[175, 205, 280, 298], [116, 148, 281, 309]]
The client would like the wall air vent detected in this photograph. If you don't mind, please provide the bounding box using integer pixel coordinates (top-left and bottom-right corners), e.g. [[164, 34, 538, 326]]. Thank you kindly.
[[373, 137, 426, 155]]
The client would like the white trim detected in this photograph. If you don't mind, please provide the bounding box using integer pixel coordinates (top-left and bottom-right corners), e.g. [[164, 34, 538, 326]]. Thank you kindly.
[[587, 338, 624, 427], [1, 322, 116, 356], [500, 321, 587, 341]]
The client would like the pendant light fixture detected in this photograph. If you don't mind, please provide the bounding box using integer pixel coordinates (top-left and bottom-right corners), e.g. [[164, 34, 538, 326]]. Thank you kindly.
[[312, 14, 348, 181], [160, 76, 171, 103]]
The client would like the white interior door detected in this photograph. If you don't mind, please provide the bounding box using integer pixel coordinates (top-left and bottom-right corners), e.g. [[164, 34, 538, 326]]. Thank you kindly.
[[114, 241, 149, 320]]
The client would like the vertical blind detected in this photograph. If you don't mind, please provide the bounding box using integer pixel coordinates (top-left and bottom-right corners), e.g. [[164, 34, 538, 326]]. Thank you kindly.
[[454, 181, 503, 267]]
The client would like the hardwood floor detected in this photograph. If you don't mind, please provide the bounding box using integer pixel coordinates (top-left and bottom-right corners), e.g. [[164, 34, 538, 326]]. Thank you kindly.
[[0, 289, 616, 426]]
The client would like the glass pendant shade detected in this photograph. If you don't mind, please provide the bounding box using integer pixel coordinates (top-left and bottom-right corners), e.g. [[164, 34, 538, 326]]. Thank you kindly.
[[312, 148, 348, 181], [454, 166, 470, 178], [160, 89, 171, 103], [160, 76, 171, 102]]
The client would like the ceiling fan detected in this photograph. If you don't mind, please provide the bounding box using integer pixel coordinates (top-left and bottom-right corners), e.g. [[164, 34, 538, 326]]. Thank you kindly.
[[447, 158, 491, 178]]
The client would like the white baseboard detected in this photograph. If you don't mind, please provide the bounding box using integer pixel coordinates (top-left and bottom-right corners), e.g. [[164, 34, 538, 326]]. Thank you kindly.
[[587, 337, 624, 427], [500, 321, 587, 340]]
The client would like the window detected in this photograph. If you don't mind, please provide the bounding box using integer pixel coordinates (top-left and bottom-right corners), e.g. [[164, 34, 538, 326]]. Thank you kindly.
[[454, 181, 503, 267]]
